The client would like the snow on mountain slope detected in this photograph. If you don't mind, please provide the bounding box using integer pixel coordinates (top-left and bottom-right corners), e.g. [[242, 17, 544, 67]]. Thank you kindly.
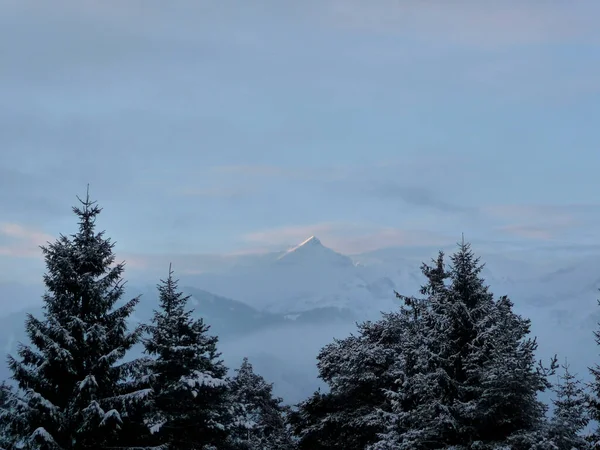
[[177, 236, 600, 324], [183, 236, 400, 316], [276, 236, 354, 268]]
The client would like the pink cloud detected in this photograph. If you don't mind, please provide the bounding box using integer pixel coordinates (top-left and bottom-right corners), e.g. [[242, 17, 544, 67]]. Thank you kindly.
[[482, 204, 592, 241], [0, 223, 54, 258], [221, 247, 277, 256], [482, 204, 580, 227], [498, 225, 554, 241], [118, 252, 242, 276], [242, 222, 451, 254], [108, 224, 451, 278], [243, 223, 341, 246]]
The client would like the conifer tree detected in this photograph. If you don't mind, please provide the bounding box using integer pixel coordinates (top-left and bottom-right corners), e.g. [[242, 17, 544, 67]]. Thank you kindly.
[[290, 320, 396, 449], [291, 241, 553, 450], [0, 382, 19, 450], [228, 357, 295, 450], [546, 362, 590, 449], [370, 242, 556, 449], [2, 190, 152, 449], [143, 265, 230, 450], [588, 293, 600, 448], [368, 252, 452, 449], [291, 255, 444, 450]]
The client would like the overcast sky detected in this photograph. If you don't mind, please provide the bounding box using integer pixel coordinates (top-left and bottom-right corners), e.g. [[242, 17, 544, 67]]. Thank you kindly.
[[1, 0, 600, 283]]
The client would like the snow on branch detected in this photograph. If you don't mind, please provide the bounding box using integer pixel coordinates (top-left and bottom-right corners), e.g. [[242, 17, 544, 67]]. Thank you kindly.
[[179, 370, 228, 390]]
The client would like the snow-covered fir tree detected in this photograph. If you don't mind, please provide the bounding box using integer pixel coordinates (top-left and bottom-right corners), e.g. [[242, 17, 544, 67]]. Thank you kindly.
[[228, 357, 295, 450], [2, 191, 152, 449], [370, 242, 556, 449], [293, 242, 556, 449], [586, 294, 600, 448], [143, 265, 230, 450], [291, 255, 443, 450], [0, 382, 18, 450], [544, 361, 590, 449]]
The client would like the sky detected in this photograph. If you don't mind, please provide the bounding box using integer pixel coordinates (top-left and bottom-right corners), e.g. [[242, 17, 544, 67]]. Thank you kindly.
[[1, 0, 600, 284]]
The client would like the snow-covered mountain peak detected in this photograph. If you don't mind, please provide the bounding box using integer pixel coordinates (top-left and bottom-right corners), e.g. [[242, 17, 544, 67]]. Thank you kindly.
[[278, 236, 323, 258], [299, 235, 321, 247], [275, 235, 353, 266]]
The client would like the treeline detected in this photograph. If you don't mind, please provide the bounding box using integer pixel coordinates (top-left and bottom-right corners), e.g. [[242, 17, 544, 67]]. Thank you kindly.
[[0, 193, 599, 449]]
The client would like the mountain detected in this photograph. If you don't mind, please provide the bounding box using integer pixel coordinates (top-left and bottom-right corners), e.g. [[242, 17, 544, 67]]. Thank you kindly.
[[181, 236, 401, 316], [3, 237, 600, 404], [275, 236, 354, 268], [0, 281, 358, 394]]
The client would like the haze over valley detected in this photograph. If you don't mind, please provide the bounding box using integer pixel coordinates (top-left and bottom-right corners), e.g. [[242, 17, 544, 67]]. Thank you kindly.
[[2, 234, 599, 404]]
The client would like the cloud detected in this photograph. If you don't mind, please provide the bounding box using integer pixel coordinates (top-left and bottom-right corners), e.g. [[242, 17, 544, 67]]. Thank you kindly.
[[481, 204, 600, 241], [367, 183, 472, 214], [209, 164, 356, 182], [244, 223, 341, 248], [118, 252, 227, 276], [0, 223, 53, 258], [498, 225, 555, 241], [463, 52, 600, 103], [242, 222, 451, 254], [323, 0, 599, 48], [483, 204, 584, 226], [329, 228, 453, 254], [211, 165, 290, 177], [0, 167, 71, 221], [175, 186, 253, 199]]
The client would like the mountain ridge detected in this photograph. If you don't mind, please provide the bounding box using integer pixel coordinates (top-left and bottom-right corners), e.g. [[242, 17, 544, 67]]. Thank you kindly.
[[2, 238, 600, 405]]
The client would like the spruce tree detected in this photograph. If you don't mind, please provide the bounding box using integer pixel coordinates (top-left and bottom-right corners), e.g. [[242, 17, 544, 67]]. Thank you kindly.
[[143, 265, 230, 450], [368, 242, 555, 449], [546, 361, 590, 449], [291, 256, 444, 450], [290, 320, 396, 449], [369, 252, 453, 449], [3, 190, 152, 449], [228, 357, 295, 450], [588, 293, 600, 448], [0, 382, 19, 450]]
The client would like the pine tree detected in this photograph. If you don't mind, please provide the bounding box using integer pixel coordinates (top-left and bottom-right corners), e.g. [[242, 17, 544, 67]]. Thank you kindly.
[[228, 357, 295, 450], [3, 190, 152, 449], [546, 361, 590, 449], [143, 265, 230, 450]]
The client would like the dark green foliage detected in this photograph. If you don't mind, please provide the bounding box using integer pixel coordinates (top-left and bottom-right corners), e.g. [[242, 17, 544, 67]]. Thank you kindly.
[[546, 362, 590, 449], [2, 191, 151, 449], [291, 260, 439, 450], [143, 265, 230, 450], [0, 382, 19, 450], [374, 243, 556, 448], [229, 357, 295, 449], [294, 242, 556, 449], [586, 293, 600, 447]]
